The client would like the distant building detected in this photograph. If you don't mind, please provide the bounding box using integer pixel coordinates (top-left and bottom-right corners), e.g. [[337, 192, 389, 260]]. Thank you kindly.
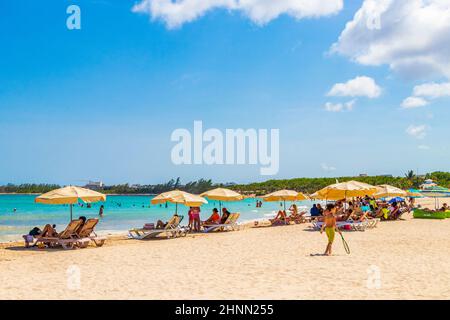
[[85, 181, 104, 190], [359, 173, 368, 177]]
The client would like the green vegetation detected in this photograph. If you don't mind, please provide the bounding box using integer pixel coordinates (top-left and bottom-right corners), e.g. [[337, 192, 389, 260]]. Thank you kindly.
[[101, 178, 217, 194], [230, 171, 450, 195], [0, 183, 61, 194], [2, 171, 449, 195]]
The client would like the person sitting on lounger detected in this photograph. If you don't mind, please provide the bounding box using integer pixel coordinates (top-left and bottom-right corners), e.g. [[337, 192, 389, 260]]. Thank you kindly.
[[270, 210, 287, 225], [316, 204, 324, 215], [310, 204, 320, 217], [221, 208, 231, 224], [388, 202, 400, 220], [39, 224, 58, 237], [203, 208, 221, 225], [337, 209, 352, 221], [289, 203, 298, 215], [75, 216, 87, 233], [287, 204, 305, 222], [156, 214, 179, 229]]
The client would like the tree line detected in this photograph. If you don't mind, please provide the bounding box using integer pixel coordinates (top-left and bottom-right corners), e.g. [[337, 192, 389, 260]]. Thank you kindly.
[[230, 171, 450, 195], [1, 171, 449, 195]]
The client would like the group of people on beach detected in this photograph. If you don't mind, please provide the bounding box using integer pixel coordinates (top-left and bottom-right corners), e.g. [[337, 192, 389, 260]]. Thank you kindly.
[[25, 215, 89, 247], [154, 207, 233, 232], [263, 195, 415, 255], [184, 207, 232, 232], [310, 196, 413, 222]]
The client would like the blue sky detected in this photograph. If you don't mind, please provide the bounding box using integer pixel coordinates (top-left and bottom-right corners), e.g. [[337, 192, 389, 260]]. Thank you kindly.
[[1, 0, 449, 185]]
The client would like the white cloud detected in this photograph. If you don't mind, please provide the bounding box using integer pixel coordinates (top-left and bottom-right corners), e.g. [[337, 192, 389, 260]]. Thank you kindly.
[[324, 100, 355, 112], [332, 0, 450, 80], [406, 124, 427, 139], [327, 76, 381, 98], [401, 81, 450, 109], [418, 145, 430, 150], [321, 163, 336, 172], [132, 0, 344, 29], [413, 82, 450, 98], [401, 96, 429, 109]]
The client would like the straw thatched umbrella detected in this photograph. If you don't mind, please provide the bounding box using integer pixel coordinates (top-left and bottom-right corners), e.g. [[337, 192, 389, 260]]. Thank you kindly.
[[200, 188, 243, 211], [312, 181, 377, 201], [151, 190, 208, 214], [374, 185, 407, 199], [35, 186, 106, 220], [262, 190, 308, 211]]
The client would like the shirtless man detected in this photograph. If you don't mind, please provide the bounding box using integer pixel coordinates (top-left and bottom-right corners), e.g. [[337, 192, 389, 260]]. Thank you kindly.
[[320, 204, 341, 256]]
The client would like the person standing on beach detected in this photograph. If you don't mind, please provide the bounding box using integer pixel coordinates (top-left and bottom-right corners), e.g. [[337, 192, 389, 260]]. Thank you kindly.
[[99, 205, 104, 217], [192, 206, 201, 232], [188, 207, 194, 231], [320, 204, 341, 256]]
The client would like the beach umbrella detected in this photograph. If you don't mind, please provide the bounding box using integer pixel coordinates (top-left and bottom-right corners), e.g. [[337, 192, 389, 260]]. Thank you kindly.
[[313, 181, 377, 201], [407, 190, 423, 198], [374, 185, 407, 199], [200, 188, 243, 211], [35, 186, 106, 221], [151, 190, 208, 214], [262, 190, 308, 211], [389, 197, 405, 204], [418, 186, 450, 209]]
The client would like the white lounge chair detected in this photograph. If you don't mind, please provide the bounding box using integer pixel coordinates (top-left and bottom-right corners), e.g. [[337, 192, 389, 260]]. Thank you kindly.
[[312, 220, 369, 232], [128, 215, 187, 240], [202, 213, 240, 233]]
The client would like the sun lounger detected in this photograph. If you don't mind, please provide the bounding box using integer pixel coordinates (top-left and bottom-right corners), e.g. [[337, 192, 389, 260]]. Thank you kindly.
[[75, 218, 107, 248], [311, 220, 369, 232], [286, 211, 308, 224], [202, 213, 241, 233], [128, 215, 187, 240], [33, 219, 90, 249]]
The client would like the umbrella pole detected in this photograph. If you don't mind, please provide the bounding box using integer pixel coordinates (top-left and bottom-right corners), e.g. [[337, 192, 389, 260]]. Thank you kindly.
[[175, 203, 178, 214], [70, 204, 73, 221]]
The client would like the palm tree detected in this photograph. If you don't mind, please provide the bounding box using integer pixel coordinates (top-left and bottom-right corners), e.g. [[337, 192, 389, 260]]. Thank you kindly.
[[405, 170, 415, 180]]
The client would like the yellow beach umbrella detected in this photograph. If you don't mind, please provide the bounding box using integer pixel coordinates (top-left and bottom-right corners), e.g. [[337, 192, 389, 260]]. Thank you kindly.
[[374, 185, 407, 199], [35, 186, 107, 220], [313, 181, 377, 201], [200, 188, 243, 211], [151, 190, 207, 213], [262, 190, 309, 211]]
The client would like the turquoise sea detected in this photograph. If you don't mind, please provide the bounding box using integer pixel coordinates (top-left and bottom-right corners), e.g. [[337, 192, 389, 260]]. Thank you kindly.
[[0, 194, 315, 242]]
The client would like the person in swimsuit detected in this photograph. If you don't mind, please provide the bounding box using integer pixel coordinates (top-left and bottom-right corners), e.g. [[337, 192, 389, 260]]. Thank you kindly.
[[192, 207, 201, 232], [320, 204, 341, 256], [202, 208, 221, 225], [220, 208, 231, 224], [188, 207, 194, 231], [156, 213, 179, 229], [270, 210, 287, 225]]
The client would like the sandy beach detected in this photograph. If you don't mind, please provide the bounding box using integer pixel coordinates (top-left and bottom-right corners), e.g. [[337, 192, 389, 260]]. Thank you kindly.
[[1, 208, 449, 300]]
